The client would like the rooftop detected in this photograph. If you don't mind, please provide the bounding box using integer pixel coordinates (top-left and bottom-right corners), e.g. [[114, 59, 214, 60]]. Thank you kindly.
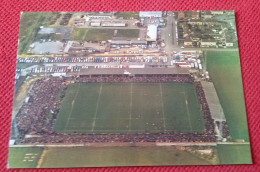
[[38, 27, 73, 40], [147, 24, 157, 41], [79, 68, 190, 75], [201, 81, 226, 122], [139, 11, 163, 18]]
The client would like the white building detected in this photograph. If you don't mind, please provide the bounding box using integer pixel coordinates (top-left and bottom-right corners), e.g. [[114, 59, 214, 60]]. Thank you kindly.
[[203, 11, 213, 19], [90, 22, 101, 27], [101, 22, 126, 27], [139, 11, 163, 18], [87, 12, 113, 19], [184, 38, 193, 47], [146, 24, 157, 41], [226, 42, 234, 47], [201, 39, 217, 47], [211, 11, 224, 15]]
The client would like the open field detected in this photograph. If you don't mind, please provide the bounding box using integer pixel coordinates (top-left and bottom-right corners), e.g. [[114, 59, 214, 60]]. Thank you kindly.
[[206, 51, 250, 141], [8, 147, 43, 168], [116, 29, 140, 38], [38, 146, 211, 168], [217, 144, 252, 164], [54, 82, 205, 134], [70, 28, 139, 41], [70, 28, 114, 41], [117, 12, 140, 19]]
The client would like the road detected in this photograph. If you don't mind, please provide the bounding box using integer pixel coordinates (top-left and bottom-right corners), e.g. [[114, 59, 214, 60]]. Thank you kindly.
[[183, 47, 239, 52], [162, 11, 180, 54], [18, 47, 238, 59], [41, 61, 170, 68], [9, 141, 250, 148]]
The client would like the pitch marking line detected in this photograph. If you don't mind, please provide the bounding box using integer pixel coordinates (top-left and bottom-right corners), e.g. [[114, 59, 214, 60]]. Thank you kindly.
[[63, 129, 201, 132], [64, 83, 80, 130], [128, 83, 133, 132], [159, 83, 167, 132], [92, 83, 103, 132], [118, 85, 123, 115], [36, 149, 47, 168], [181, 84, 193, 131], [185, 95, 193, 131]]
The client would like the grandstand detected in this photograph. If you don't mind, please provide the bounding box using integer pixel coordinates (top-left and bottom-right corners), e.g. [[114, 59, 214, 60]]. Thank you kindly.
[[201, 81, 226, 122], [79, 68, 190, 76]]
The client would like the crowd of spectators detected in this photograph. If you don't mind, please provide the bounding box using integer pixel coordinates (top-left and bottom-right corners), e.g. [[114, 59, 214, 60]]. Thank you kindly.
[[22, 132, 216, 144], [194, 82, 216, 136], [14, 74, 228, 144], [194, 82, 231, 140], [216, 121, 231, 140], [77, 74, 193, 83], [15, 78, 66, 137]]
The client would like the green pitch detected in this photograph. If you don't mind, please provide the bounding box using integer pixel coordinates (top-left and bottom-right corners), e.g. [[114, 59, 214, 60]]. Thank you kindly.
[[217, 144, 252, 164], [206, 51, 249, 141], [38, 146, 210, 168], [70, 28, 139, 41], [8, 147, 43, 168], [54, 82, 205, 134]]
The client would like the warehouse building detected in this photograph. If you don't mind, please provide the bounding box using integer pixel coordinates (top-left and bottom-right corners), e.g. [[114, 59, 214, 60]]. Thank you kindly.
[[146, 24, 158, 41], [110, 40, 131, 48], [110, 40, 148, 48], [38, 27, 73, 41], [139, 11, 163, 18], [101, 22, 126, 27]]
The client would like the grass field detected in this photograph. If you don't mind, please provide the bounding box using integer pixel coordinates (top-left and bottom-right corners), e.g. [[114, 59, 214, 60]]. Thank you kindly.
[[206, 51, 250, 141], [8, 147, 43, 168], [116, 29, 139, 38], [70, 28, 139, 41], [217, 144, 252, 164], [54, 82, 205, 134], [117, 12, 140, 19], [39, 146, 211, 168]]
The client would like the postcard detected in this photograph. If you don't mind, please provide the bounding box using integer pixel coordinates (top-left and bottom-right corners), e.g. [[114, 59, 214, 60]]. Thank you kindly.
[[8, 11, 252, 168]]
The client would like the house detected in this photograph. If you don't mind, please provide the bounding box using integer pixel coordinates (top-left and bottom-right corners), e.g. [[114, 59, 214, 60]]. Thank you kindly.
[[201, 39, 217, 47], [191, 11, 200, 20], [178, 12, 185, 20], [184, 37, 193, 47], [188, 19, 203, 25], [211, 11, 224, 15], [203, 11, 213, 19], [130, 40, 147, 48], [225, 38, 234, 47], [182, 23, 190, 38]]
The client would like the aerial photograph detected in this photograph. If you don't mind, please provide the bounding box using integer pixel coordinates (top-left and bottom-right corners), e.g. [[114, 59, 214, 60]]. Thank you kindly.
[[8, 11, 252, 168]]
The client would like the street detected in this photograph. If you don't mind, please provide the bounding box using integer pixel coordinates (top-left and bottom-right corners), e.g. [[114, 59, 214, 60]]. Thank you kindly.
[[162, 11, 180, 54]]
